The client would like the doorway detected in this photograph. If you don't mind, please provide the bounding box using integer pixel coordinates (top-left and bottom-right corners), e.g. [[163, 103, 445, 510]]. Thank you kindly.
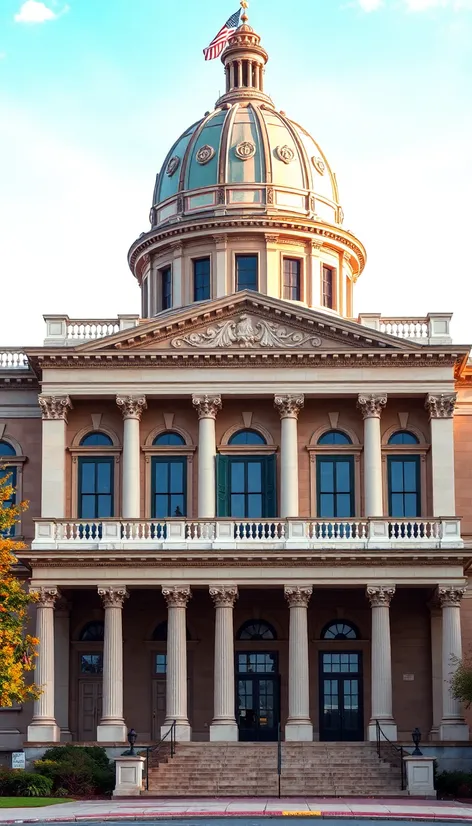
[[236, 652, 280, 741], [319, 651, 364, 741], [78, 680, 102, 741]]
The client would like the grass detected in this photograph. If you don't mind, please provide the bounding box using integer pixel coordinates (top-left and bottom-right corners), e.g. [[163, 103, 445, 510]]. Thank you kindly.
[[0, 798, 70, 808]]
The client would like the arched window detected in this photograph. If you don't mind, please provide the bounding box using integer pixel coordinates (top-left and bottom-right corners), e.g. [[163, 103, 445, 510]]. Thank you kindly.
[[152, 620, 191, 640], [79, 621, 104, 641], [80, 432, 114, 447], [153, 432, 186, 446], [321, 621, 359, 640], [228, 430, 267, 446], [0, 440, 16, 456], [388, 431, 419, 445], [318, 430, 352, 446], [237, 620, 277, 640], [0, 441, 18, 536]]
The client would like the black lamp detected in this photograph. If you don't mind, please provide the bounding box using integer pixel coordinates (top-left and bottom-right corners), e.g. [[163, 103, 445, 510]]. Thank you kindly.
[[411, 727, 422, 756], [127, 728, 137, 756]]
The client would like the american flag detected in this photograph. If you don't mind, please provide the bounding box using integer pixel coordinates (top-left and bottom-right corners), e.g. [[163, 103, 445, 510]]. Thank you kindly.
[[203, 9, 241, 61]]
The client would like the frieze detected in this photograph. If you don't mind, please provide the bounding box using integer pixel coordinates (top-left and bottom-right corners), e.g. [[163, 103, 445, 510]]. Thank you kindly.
[[171, 314, 322, 350]]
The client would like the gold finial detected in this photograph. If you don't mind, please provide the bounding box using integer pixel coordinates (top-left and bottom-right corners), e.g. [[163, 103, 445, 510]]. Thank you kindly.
[[240, 0, 249, 23]]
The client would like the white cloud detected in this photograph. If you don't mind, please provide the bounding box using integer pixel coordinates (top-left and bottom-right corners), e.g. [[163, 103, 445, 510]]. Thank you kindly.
[[14, 1, 67, 24], [355, 0, 472, 9], [0, 52, 6, 60], [357, 0, 384, 10]]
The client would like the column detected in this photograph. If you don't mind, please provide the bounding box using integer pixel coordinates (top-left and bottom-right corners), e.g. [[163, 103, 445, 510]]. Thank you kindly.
[[425, 394, 457, 516], [54, 598, 72, 741], [27, 587, 61, 742], [39, 396, 72, 517], [97, 586, 128, 742], [237, 60, 243, 87], [357, 394, 387, 517], [437, 586, 469, 740], [209, 585, 238, 741], [162, 586, 192, 741], [285, 586, 313, 741], [308, 242, 322, 305], [116, 395, 147, 519], [213, 235, 228, 297], [274, 394, 304, 518], [366, 586, 397, 741], [192, 395, 222, 519], [170, 241, 183, 308], [429, 599, 442, 740]]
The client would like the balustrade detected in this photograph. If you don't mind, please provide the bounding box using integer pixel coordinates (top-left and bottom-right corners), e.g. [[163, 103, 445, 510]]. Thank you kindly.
[[0, 350, 28, 368]]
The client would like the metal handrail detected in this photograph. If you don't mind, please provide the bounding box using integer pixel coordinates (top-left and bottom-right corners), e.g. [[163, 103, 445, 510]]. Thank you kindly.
[[141, 720, 177, 791], [375, 719, 406, 791], [277, 722, 282, 799]]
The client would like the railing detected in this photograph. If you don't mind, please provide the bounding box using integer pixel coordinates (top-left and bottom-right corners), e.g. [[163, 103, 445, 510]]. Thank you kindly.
[[0, 350, 29, 369], [277, 722, 282, 799], [43, 314, 140, 346], [141, 719, 176, 792], [32, 516, 463, 550], [375, 719, 406, 791], [379, 318, 429, 340], [357, 312, 452, 344], [66, 320, 120, 340]]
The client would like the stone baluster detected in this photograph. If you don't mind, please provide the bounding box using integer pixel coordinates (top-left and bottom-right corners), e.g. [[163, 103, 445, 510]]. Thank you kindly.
[[274, 395, 304, 518], [357, 394, 387, 517], [193, 395, 222, 519], [285, 586, 313, 741], [97, 586, 128, 742], [425, 394, 457, 516], [162, 586, 192, 741], [209, 586, 239, 741], [437, 586, 469, 740], [27, 587, 61, 743], [39, 396, 72, 517], [116, 396, 147, 519], [366, 586, 397, 741]]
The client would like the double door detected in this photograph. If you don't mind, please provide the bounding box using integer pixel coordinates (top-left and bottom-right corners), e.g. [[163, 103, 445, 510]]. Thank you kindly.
[[319, 652, 364, 741], [236, 652, 280, 742]]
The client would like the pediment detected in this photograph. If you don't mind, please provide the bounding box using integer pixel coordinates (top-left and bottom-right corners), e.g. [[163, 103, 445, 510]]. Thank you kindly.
[[73, 292, 422, 354]]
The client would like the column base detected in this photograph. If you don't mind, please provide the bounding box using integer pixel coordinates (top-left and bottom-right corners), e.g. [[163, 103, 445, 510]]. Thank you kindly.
[[97, 722, 127, 742], [210, 722, 239, 742], [368, 720, 397, 742], [439, 721, 469, 741], [285, 722, 313, 742], [161, 722, 192, 742], [60, 728, 73, 743], [27, 722, 60, 743]]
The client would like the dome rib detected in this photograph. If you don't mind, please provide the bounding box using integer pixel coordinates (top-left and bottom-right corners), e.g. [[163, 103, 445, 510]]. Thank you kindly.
[[178, 110, 214, 193], [277, 111, 311, 191], [251, 103, 272, 185], [219, 103, 239, 185]]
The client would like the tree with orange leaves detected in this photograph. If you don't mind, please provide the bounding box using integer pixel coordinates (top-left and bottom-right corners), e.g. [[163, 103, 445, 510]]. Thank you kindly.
[[0, 469, 40, 707]]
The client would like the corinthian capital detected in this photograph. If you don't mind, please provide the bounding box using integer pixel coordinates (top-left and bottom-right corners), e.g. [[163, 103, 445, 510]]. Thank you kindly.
[[425, 393, 457, 419], [437, 586, 466, 607], [209, 585, 238, 607], [29, 586, 60, 607], [357, 394, 387, 419], [366, 585, 395, 607], [98, 586, 129, 608], [39, 395, 72, 421], [284, 585, 313, 607], [274, 394, 305, 419], [162, 585, 192, 607], [192, 394, 222, 420], [116, 395, 147, 420]]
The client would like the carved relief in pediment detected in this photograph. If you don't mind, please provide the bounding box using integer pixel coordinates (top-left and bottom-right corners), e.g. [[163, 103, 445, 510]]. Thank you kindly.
[[171, 314, 322, 350]]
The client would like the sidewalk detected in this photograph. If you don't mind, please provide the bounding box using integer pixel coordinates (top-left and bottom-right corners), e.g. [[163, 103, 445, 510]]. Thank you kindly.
[[1, 798, 472, 823]]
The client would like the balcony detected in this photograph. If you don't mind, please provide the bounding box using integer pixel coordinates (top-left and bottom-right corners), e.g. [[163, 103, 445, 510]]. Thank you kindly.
[[32, 517, 463, 552]]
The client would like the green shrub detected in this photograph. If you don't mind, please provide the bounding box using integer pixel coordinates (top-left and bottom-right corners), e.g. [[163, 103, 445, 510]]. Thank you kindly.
[[0, 770, 52, 797], [35, 745, 114, 797], [436, 770, 472, 798]]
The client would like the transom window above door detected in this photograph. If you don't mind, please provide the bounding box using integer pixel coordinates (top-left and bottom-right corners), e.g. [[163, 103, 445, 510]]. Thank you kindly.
[[321, 621, 359, 640], [237, 620, 277, 640], [237, 652, 277, 673], [79, 621, 104, 641], [228, 429, 266, 446]]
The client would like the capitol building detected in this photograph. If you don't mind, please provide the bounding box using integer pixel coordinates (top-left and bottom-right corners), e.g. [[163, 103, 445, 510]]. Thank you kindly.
[[1, 10, 472, 794]]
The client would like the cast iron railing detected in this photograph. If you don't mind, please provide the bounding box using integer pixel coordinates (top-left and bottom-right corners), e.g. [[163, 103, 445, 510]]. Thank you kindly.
[[277, 722, 282, 798], [140, 719, 176, 792], [375, 719, 406, 791]]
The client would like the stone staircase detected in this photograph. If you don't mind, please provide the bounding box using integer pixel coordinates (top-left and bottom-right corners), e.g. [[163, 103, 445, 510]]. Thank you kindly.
[[145, 742, 404, 797]]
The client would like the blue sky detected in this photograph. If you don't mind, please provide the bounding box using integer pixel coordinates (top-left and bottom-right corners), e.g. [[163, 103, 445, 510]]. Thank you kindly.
[[1, 0, 471, 345]]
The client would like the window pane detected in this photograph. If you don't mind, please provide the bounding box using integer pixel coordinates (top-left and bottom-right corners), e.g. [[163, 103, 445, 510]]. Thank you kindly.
[[154, 494, 168, 518], [96, 462, 111, 493], [170, 494, 185, 516], [155, 463, 169, 493], [231, 494, 245, 517], [193, 258, 211, 301], [229, 430, 266, 445], [403, 461, 417, 492], [80, 432, 113, 446], [97, 494, 112, 517], [81, 653, 103, 674], [318, 431, 351, 445], [391, 493, 404, 517], [390, 461, 404, 492], [170, 461, 183, 492], [153, 432, 185, 446], [161, 267, 172, 310], [319, 461, 334, 492], [335, 462, 351, 493], [155, 654, 167, 674], [247, 462, 262, 492], [319, 493, 334, 518], [236, 255, 258, 291], [283, 259, 300, 301], [336, 493, 352, 517], [247, 494, 263, 518], [81, 463, 96, 494], [81, 495, 96, 518], [404, 493, 418, 517], [231, 462, 245, 492], [388, 431, 419, 445]]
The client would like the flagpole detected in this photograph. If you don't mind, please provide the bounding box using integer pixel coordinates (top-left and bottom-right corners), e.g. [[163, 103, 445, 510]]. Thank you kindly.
[[240, 0, 248, 23]]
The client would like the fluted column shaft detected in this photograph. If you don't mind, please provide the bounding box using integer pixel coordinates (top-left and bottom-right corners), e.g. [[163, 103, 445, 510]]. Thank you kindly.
[[367, 586, 397, 741], [285, 586, 313, 741], [162, 586, 192, 741], [117, 396, 147, 519], [274, 395, 304, 518], [193, 395, 222, 519], [54, 600, 71, 740], [358, 395, 387, 517], [27, 587, 60, 743], [210, 586, 238, 741], [438, 587, 469, 740], [97, 587, 128, 742]]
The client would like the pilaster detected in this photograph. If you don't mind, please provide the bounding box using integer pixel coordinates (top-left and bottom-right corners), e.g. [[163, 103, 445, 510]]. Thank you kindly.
[[425, 394, 457, 516], [209, 586, 239, 741], [39, 395, 72, 517]]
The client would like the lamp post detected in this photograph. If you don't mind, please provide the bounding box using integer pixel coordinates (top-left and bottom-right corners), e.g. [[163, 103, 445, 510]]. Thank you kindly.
[[411, 727, 422, 756]]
